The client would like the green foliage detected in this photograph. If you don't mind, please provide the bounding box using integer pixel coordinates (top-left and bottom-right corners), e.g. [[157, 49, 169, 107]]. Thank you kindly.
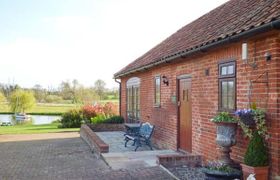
[[91, 114, 107, 124], [0, 91, 6, 102], [60, 109, 84, 128], [104, 116, 124, 124], [237, 109, 267, 138], [9, 89, 36, 113], [91, 115, 124, 124], [211, 112, 236, 123], [244, 131, 268, 167], [45, 95, 63, 103]]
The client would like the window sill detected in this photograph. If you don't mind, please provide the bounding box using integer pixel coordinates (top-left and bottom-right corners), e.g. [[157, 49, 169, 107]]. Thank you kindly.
[[153, 104, 161, 108]]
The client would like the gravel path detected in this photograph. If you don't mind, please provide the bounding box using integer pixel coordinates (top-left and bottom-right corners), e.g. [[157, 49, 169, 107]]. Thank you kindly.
[[166, 165, 206, 180]]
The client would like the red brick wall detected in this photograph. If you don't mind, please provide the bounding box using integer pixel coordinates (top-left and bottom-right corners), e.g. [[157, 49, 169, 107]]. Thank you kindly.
[[120, 30, 280, 177]]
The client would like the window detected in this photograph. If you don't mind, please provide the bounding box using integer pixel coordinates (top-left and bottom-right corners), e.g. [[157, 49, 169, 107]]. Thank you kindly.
[[218, 61, 236, 111], [126, 77, 140, 121], [154, 76, 161, 107]]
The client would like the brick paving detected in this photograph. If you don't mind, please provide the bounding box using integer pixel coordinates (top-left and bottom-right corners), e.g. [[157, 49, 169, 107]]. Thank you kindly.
[[0, 133, 175, 180]]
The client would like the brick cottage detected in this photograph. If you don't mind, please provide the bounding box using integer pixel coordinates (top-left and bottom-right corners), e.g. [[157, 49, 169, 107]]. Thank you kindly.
[[114, 0, 280, 178]]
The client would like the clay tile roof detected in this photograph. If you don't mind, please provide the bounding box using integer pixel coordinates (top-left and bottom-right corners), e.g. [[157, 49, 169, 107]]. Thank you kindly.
[[114, 0, 280, 78]]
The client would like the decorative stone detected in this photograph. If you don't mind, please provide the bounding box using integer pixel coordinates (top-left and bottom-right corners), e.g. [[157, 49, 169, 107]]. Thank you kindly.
[[215, 122, 237, 166]]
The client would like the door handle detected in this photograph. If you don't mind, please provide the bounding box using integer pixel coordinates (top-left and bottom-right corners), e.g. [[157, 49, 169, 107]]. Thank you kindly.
[[178, 101, 181, 107]]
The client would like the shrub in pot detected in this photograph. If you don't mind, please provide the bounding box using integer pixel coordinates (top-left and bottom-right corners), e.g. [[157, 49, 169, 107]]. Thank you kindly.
[[241, 131, 269, 180], [236, 109, 269, 180]]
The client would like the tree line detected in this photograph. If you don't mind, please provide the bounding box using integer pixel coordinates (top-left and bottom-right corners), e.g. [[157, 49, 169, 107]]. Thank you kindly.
[[0, 79, 119, 105]]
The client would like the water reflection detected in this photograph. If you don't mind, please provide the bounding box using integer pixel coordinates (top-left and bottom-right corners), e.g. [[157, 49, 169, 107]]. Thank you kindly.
[[0, 114, 61, 125]]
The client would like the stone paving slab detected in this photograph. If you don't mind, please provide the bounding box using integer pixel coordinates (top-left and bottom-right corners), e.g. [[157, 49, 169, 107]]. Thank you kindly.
[[0, 133, 175, 180], [96, 131, 154, 152], [102, 150, 180, 170], [97, 131, 181, 171]]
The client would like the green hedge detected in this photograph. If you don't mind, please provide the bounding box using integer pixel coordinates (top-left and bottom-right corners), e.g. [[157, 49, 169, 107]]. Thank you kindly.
[[60, 109, 84, 128], [91, 115, 124, 124]]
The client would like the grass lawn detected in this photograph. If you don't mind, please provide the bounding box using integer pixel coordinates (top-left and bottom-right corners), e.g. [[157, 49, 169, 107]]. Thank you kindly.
[[0, 103, 78, 114], [0, 123, 79, 135], [0, 100, 119, 114]]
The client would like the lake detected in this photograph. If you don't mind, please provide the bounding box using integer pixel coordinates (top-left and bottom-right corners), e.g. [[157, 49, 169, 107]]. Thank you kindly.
[[0, 114, 61, 125]]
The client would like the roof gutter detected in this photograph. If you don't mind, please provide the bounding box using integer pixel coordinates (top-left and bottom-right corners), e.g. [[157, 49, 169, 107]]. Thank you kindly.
[[115, 19, 280, 78]]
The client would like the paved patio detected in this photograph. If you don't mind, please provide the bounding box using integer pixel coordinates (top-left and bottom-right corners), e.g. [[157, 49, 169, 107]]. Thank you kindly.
[[0, 133, 175, 180], [96, 131, 181, 171], [96, 131, 155, 152]]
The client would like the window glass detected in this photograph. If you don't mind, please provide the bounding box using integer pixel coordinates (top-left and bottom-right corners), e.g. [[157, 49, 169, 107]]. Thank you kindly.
[[221, 66, 227, 75], [218, 61, 236, 111], [227, 65, 234, 75], [126, 78, 140, 122], [154, 76, 161, 106]]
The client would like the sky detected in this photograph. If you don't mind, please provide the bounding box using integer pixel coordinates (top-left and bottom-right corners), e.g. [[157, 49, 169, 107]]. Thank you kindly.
[[0, 0, 228, 89]]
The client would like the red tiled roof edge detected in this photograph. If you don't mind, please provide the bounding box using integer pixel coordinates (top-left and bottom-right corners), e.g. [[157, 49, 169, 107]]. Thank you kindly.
[[114, 0, 280, 78]]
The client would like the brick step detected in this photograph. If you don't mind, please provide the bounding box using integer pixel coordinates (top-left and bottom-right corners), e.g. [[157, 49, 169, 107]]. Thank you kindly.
[[157, 153, 202, 167]]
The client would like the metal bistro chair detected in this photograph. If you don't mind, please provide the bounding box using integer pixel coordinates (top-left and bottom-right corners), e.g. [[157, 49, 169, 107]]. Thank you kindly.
[[124, 122, 155, 151]]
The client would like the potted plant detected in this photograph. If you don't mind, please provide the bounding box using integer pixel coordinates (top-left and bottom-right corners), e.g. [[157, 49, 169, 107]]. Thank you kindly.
[[211, 112, 237, 166], [235, 109, 255, 126], [236, 108, 269, 180], [202, 161, 241, 180]]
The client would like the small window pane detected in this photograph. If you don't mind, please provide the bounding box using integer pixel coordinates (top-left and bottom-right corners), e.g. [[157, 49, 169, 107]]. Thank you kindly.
[[222, 81, 228, 95], [222, 96, 228, 109], [227, 81, 234, 95], [228, 65, 234, 75], [221, 66, 227, 75], [228, 95, 234, 109]]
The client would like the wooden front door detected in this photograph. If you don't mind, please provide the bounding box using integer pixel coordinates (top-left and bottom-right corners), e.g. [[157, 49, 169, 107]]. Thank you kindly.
[[178, 78, 192, 152]]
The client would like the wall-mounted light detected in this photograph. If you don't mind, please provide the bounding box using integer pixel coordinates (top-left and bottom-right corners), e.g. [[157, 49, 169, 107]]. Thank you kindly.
[[205, 68, 210, 76], [242, 42, 248, 63], [264, 52, 272, 61], [162, 75, 169, 86]]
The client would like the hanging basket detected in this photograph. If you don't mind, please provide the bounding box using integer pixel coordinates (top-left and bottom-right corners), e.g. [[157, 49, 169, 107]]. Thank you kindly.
[[239, 114, 255, 126]]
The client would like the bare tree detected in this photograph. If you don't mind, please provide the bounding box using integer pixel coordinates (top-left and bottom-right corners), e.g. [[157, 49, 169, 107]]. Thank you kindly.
[[94, 79, 106, 100]]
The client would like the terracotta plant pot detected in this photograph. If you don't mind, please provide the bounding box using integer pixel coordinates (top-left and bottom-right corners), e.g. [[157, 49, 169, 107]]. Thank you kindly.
[[241, 163, 269, 180]]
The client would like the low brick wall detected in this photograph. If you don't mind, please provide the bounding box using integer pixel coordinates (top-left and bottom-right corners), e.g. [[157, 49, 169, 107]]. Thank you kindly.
[[87, 123, 125, 132], [157, 154, 202, 167], [80, 124, 109, 157]]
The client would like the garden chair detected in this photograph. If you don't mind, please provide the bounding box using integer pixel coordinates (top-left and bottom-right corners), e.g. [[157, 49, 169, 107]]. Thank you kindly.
[[124, 122, 155, 151]]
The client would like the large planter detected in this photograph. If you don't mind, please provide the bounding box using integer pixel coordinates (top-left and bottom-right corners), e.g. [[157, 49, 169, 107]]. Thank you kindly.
[[215, 122, 237, 166], [202, 168, 241, 180], [241, 164, 269, 180]]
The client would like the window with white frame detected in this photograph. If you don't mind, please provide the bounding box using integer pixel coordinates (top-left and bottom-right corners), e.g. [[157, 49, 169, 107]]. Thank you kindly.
[[126, 77, 140, 121]]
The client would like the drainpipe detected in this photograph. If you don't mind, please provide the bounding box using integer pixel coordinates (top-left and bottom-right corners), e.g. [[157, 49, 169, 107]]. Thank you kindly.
[[114, 78, 121, 116]]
